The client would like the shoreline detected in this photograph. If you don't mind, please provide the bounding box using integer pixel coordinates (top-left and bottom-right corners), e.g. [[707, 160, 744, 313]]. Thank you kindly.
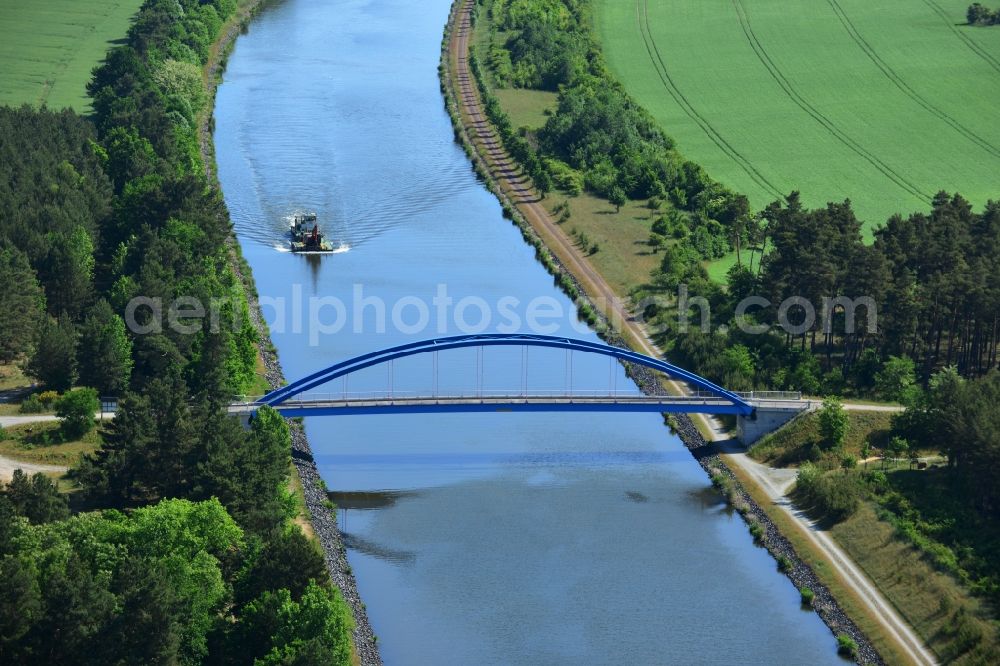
[[197, 2, 382, 664], [440, 1, 882, 662]]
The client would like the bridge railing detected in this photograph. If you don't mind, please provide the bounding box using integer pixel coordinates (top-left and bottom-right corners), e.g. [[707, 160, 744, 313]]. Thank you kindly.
[[740, 390, 802, 401], [231, 390, 804, 407], [688, 390, 802, 401], [230, 389, 754, 406]]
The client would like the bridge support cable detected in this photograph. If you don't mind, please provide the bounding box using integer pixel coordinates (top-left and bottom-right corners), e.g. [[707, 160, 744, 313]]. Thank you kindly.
[[433, 350, 439, 398], [476, 346, 484, 398], [520, 346, 528, 397]]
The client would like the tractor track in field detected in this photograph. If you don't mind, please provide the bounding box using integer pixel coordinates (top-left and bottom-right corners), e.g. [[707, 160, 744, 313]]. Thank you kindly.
[[635, 0, 785, 201], [730, 0, 933, 205], [922, 0, 1000, 75], [827, 0, 1000, 160]]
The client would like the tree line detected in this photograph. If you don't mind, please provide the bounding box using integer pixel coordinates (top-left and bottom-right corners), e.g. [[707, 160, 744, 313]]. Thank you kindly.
[[643, 192, 1000, 398], [0, 0, 353, 662], [475, 0, 743, 261]]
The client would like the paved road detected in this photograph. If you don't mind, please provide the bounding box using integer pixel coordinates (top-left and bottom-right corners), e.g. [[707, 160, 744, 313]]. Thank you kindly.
[[0, 412, 109, 483], [0, 414, 60, 427], [720, 444, 937, 666], [842, 403, 905, 413], [0, 411, 68, 482], [0, 412, 109, 428], [0, 457, 66, 483]]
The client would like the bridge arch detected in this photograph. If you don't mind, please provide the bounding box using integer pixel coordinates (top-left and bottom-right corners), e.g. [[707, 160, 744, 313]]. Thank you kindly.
[[259, 334, 752, 414]]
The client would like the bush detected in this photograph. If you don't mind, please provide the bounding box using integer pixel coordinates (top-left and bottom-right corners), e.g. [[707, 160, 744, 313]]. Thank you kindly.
[[37, 390, 60, 406], [836, 633, 858, 658], [866, 470, 889, 494], [709, 468, 733, 500], [817, 398, 847, 448], [777, 555, 793, 573], [55, 387, 100, 439], [799, 587, 814, 607], [18, 394, 44, 414], [795, 464, 864, 522]]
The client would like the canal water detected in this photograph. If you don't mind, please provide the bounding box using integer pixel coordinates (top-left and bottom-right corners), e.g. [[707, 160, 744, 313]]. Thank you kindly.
[[214, 0, 842, 663]]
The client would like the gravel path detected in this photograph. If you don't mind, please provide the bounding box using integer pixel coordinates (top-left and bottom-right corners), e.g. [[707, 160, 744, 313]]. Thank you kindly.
[[0, 457, 66, 483], [721, 446, 936, 666]]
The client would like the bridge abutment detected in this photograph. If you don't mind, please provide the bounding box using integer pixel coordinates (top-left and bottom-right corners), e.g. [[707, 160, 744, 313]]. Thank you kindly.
[[737, 403, 812, 446]]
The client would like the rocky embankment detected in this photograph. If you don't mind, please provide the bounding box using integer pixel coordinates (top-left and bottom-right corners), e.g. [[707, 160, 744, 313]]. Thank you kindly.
[[259, 346, 383, 666]]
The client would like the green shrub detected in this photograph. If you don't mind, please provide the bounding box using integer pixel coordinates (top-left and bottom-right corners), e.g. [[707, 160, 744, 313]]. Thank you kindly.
[[37, 390, 60, 406], [866, 470, 889, 494], [777, 555, 793, 573], [55, 387, 99, 439], [795, 464, 864, 522], [836, 633, 858, 658], [18, 394, 44, 414], [709, 468, 733, 500], [799, 587, 814, 607]]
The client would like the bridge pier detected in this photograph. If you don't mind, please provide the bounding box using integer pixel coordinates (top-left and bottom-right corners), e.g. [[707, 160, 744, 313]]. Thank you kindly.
[[736, 403, 812, 446], [237, 411, 253, 431]]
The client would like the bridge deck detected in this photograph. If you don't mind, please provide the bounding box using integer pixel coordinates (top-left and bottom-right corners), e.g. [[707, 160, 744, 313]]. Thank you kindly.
[[230, 393, 805, 417]]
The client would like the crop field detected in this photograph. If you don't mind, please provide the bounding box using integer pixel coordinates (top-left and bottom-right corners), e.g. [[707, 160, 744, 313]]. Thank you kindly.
[[0, 0, 144, 112], [596, 0, 1000, 230]]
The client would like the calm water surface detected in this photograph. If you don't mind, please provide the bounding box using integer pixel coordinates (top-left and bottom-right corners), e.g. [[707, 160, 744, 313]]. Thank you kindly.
[[215, 0, 842, 662]]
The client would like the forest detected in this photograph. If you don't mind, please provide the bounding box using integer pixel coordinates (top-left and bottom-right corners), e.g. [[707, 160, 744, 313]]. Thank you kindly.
[[0, 0, 353, 662], [653, 192, 1000, 395]]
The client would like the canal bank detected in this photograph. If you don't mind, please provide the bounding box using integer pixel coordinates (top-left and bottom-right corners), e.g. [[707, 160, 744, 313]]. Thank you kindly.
[[198, 2, 382, 663], [440, 0, 882, 662]]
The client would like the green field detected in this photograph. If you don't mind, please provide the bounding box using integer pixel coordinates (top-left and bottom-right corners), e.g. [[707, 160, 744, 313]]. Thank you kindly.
[[596, 0, 1000, 230], [494, 88, 557, 130], [0, 0, 144, 112]]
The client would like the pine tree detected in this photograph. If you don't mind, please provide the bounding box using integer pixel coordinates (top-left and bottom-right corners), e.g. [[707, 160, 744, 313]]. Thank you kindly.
[[77, 300, 133, 394], [39, 226, 95, 319], [26, 314, 78, 391], [0, 247, 44, 363], [196, 405, 290, 536], [3, 470, 69, 524]]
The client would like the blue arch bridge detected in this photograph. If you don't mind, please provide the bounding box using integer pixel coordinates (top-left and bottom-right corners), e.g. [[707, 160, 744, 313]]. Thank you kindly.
[[229, 334, 808, 445]]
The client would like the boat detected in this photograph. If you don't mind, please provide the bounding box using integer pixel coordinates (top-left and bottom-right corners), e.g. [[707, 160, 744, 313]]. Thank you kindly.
[[289, 213, 335, 253]]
